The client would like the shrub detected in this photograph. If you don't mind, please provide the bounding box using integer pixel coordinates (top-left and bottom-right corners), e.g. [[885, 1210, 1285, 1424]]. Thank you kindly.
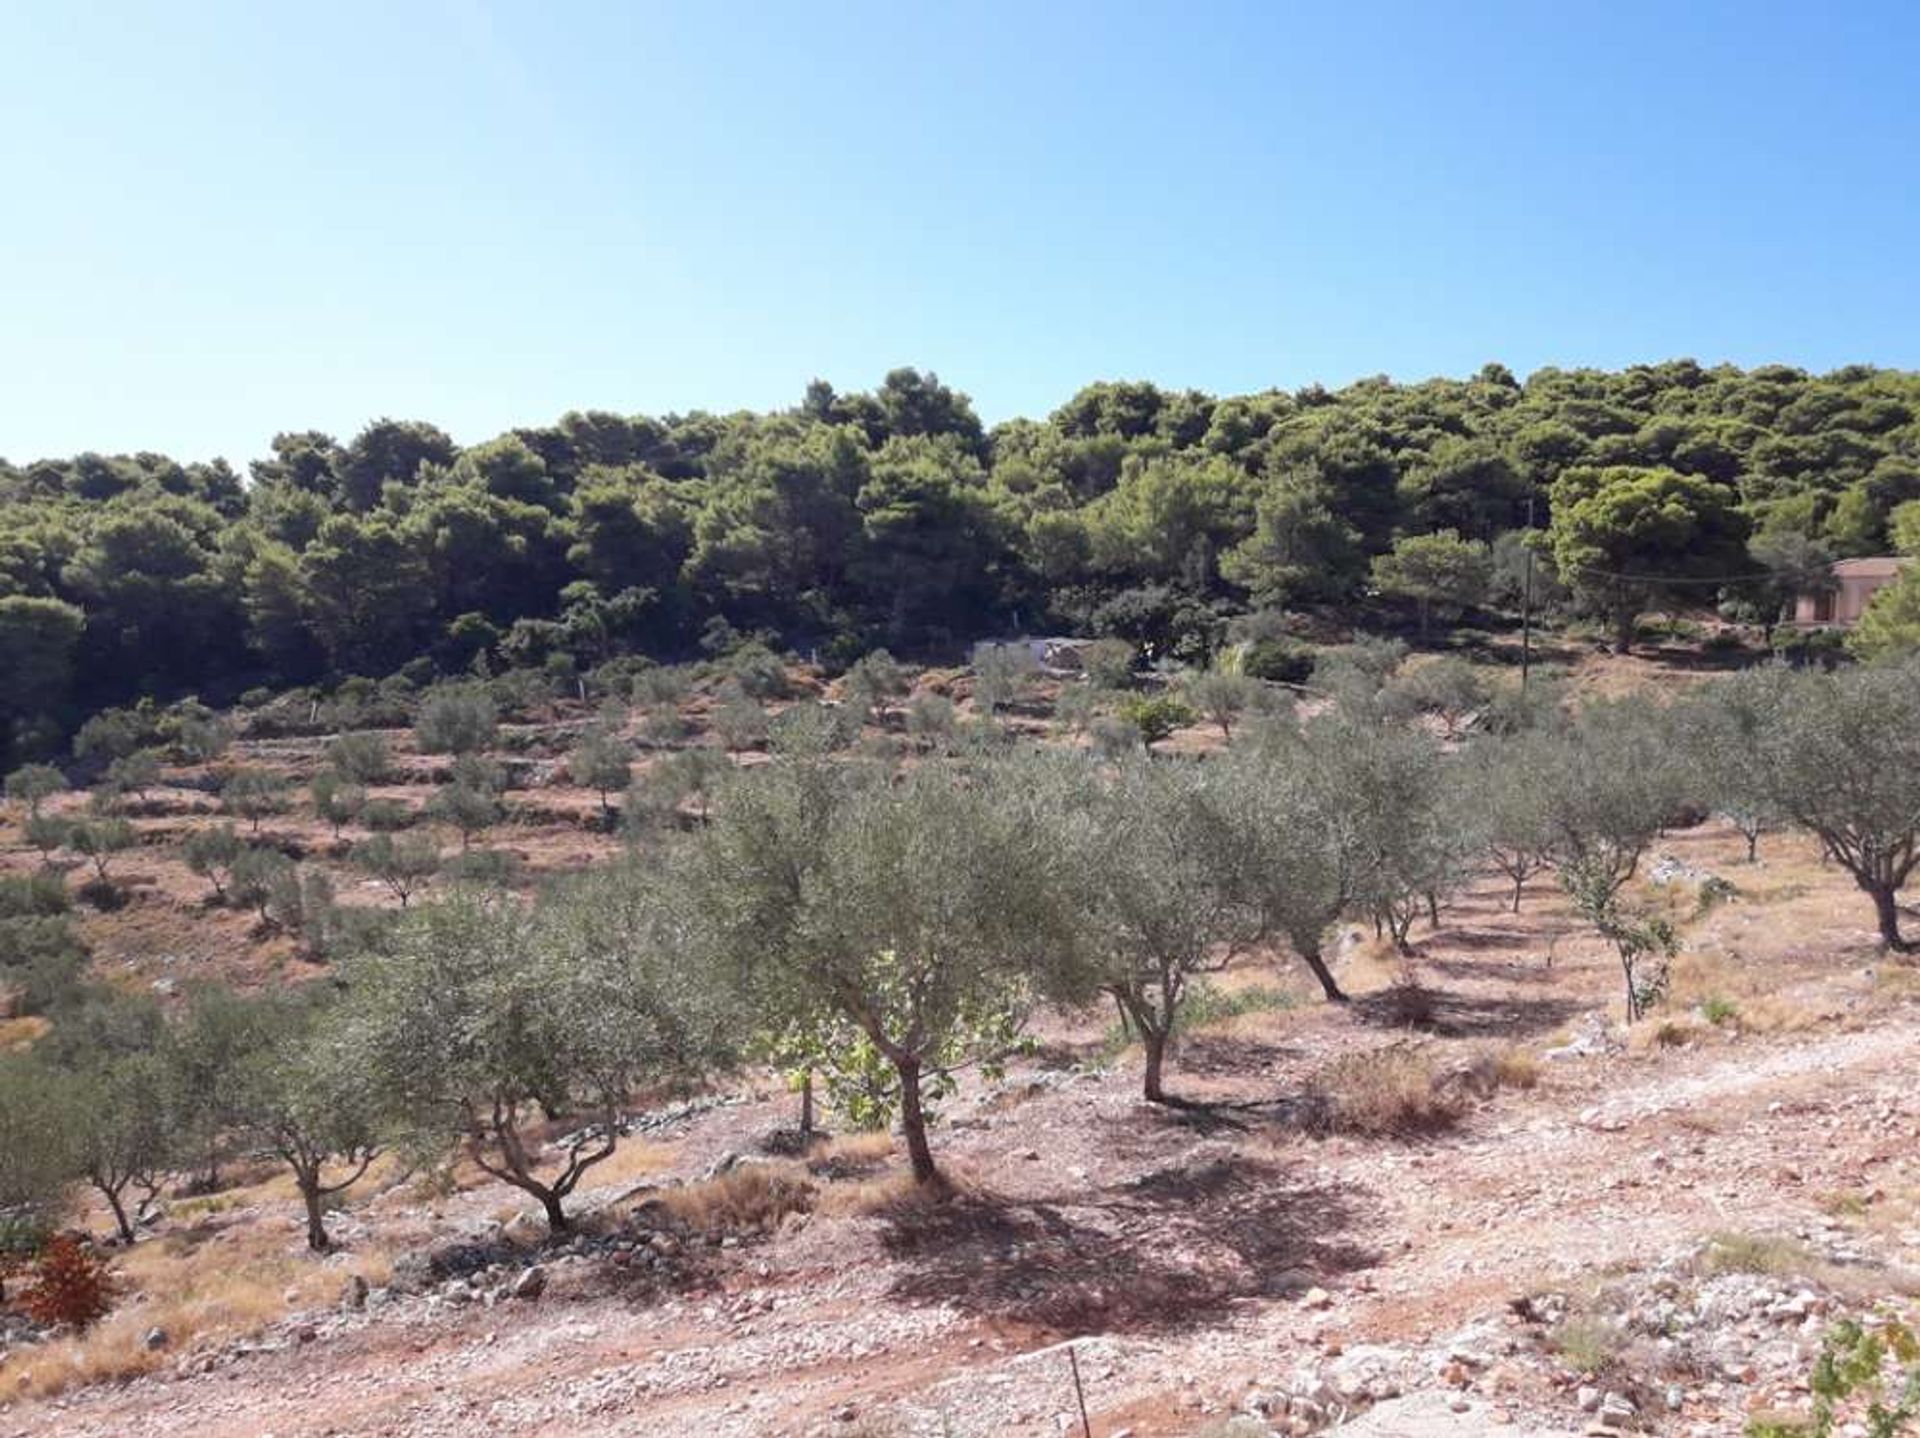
[[1305, 1045, 1466, 1136], [1700, 995, 1740, 1026], [325, 732, 392, 785], [1115, 693, 1197, 746], [21, 1235, 115, 1330], [725, 643, 792, 701], [631, 664, 693, 710], [1080, 637, 1137, 689], [1749, 1316, 1920, 1438], [360, 798, 415, 832], [1239, 637, 1316, 685], [712, 681, 769, 751], [415, 687, 498, 755], [904, 692, 956, 750], [1551, 1313, 1628, 1374]]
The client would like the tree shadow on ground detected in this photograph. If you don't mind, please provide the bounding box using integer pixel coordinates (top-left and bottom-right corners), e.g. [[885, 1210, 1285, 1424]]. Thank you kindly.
[[1350, 985, 1586, 1040], [1171, 1032, 1308, 1079], [880, 1154, 1377, 1335]]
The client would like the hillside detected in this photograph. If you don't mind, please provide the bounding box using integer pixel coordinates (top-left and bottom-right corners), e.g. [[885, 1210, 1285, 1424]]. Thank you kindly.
[[4, 642, 1920, 1437]]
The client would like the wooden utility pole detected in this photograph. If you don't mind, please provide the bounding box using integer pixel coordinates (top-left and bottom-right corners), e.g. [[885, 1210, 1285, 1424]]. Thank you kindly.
[[1521, 494, 1536, 692]]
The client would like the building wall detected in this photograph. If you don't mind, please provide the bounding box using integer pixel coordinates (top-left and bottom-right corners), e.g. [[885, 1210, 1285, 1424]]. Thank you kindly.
[[1793, 564, 1909, 628]]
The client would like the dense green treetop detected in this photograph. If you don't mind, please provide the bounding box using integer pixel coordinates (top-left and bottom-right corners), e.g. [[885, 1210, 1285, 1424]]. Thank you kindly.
[[5, 360, 1919, 759]]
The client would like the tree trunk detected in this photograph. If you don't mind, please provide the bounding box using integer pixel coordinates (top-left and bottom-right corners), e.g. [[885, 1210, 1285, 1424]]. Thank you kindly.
[[1297, 944, 1348, 1003], [1511, 872, 1526, 913], [1426, 890, 1440, 927], [1614, 602, 1637, 654], [102, 1185, 135, 1244], [1869, 883, 1913, 953], [301, 1181, 332, 1252], [1141, 1026, 1169, 1105], [1745, 829, 1759, 863], [539, 1187, 571, 1233], [798, 1069, 815, 1136], [894, 1056, 938, 1185]]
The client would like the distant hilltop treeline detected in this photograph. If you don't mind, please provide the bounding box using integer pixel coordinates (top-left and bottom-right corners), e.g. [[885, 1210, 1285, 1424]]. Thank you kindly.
[[4, 360, 1920, 760]]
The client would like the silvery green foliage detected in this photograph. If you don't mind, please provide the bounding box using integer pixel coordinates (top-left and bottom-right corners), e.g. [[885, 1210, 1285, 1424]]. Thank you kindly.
[[340, 878, 723, 1229], [1739, 657, 1920, 950]]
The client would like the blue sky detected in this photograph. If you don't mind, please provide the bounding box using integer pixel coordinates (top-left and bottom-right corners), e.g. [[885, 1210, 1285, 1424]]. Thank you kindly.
[[5, 1, 1919, 467]]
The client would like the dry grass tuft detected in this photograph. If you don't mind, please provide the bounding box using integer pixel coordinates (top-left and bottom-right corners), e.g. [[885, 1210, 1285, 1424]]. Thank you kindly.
[[1306, 1044, 1467, 1137], [1489, 1045, 1542, 1090], [1695, 1230, 1815, 1277], [577, 1138, 679, 1193], [814, 1169, 924, 1219], [656, 1162, 816, 1234], [0, 1014, 50, 1051], [0, 1223, 394, 1401]]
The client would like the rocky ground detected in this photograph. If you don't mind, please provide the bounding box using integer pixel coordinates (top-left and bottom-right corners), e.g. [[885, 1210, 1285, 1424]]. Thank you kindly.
[[7, 813, 1920, 1437]]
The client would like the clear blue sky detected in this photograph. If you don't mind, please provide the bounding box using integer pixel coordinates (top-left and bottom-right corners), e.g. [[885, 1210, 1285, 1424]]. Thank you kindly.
[[6, 1, 1919, 468]]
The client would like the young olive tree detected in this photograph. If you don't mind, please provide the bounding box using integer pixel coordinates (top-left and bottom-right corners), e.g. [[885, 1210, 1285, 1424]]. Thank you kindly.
[[1743, 659, 1920, 951], [567, 728, 633, 823], [65, 816, 136, 883], [1063, 756, 1260, 1103], [695, 758, 1075, 1185], [222, 766, 291, 834], [1680, 668, 1790, 864], [1212, 714, 1452, 995], [236, 998, 381, 1251], [352, 832, 441, 908], [309, 769, 367, 838], [1468, 732, 1562, 911], [1182, 669, 1259, 741], [182, 823, 244, 902], [343, 884, 720, 1232]]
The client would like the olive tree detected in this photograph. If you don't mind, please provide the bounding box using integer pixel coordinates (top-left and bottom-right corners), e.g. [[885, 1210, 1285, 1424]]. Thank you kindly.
[[1680, 669, 1789, 863], [414, 687, 498, 755], [1183, 669, 1259, 740], [352, 832, 440, 907], [0, 1055, 78, 1263], [342, 884, 720, 1232], [310, 769, 367, 838], [5, 763, 66, 819], [1468, 732, 1561, 911], [695, 757, 1075, 1184], [1539, 698, 1683, 912], [1744, 660, 1920, 950], [1063, 757, 1259, 1103], [221, 766, 291, 833], [182, 823, 244, 902], [236, 998, 382, 1252], [567, 728, 632, 822], [67, 1052, 172, 1242], [1214, 714, 1455, 995]]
